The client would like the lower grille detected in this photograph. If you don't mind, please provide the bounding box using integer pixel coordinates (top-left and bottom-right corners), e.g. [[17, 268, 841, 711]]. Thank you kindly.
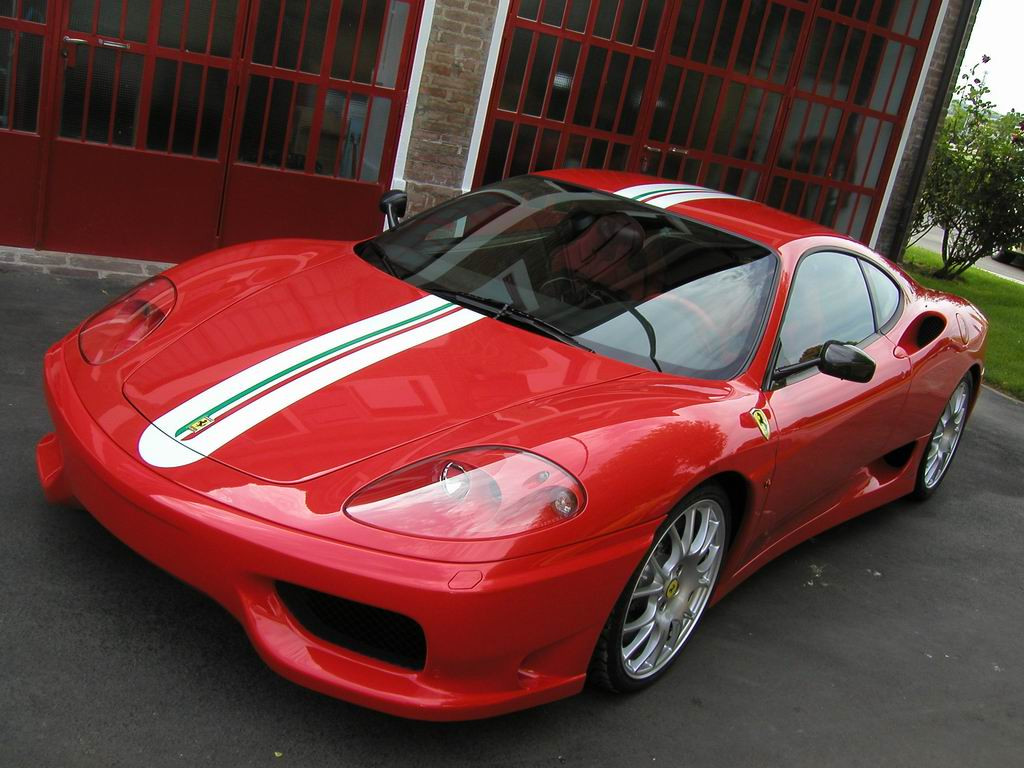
[[276, 581, 427, 670]]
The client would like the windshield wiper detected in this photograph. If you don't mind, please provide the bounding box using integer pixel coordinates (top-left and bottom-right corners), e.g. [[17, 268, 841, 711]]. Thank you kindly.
[[430, 289, 593, 352], [361, 240, 402, 278]]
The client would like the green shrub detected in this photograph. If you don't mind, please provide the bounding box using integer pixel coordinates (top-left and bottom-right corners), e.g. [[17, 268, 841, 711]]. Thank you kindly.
[[910, 58, 1024, 279]]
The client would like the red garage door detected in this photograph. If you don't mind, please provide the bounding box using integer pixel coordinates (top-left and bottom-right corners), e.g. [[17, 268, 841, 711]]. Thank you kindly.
[[477, 0, 938, 244], [0, 0, 49, 247], [1, 0, 420, 263], [219, 0, 417, 246], [41, 0, 246, 260]]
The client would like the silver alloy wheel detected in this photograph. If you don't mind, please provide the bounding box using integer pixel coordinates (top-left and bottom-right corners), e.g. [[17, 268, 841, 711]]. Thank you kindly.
[[620, 499, 725, 679], [923, 379, 970, 489]]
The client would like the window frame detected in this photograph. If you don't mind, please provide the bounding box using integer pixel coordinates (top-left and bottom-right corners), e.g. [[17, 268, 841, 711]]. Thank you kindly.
[[764, 245, 906, 390], [857, 255, 905, 334]]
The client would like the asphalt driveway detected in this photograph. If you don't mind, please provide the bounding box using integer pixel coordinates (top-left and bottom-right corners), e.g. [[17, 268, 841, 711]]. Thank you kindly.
[[2, 269, 1022, 767]]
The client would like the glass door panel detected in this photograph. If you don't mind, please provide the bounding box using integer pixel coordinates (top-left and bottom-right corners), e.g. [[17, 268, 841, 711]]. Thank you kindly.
[[218, 0, 422, 247], [479, 0, 668, 184], [58, 44, 144, 145], [1, 0, 46, 133], [232, 0, 410, 180], [763, 0, 936, 241], [58, 0, 239, 159], [637, 0, 805, 198], [0, 0, 49, 247]]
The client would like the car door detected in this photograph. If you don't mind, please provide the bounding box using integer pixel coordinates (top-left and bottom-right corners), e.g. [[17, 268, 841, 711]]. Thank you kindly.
[[763, 250, 911, 540]]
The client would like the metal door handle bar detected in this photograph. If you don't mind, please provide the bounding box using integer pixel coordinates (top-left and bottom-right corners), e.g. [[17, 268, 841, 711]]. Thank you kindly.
[[62, 36, 88, 45], [99, 39, 130, 49], [642, 145, 663, 153]]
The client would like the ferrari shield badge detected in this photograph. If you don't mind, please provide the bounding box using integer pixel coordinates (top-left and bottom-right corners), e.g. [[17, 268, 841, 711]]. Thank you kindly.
[[186, 416, 213, 433], [750, 408, 771, 441]]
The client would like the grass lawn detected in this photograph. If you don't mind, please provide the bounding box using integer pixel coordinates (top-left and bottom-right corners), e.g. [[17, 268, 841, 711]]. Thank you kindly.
[[901, 246, 1023, 400]]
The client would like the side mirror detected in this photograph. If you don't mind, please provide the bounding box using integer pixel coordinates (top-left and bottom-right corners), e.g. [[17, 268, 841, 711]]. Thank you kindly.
[[772, 341, 876, 385], [819, 341, 876, 383], [379, 189, 408, 230]]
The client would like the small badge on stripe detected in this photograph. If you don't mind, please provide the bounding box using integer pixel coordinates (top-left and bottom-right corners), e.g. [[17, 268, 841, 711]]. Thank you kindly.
[[186, 416, 213, 433]]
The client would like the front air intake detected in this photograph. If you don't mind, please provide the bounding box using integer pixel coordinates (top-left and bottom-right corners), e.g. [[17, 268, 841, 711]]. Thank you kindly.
[[276, 582, 427, 670]]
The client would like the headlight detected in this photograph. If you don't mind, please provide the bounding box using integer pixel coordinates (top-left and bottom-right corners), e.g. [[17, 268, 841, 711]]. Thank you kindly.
[[78, 276, 176, 364], [344, 447, 585, 539]]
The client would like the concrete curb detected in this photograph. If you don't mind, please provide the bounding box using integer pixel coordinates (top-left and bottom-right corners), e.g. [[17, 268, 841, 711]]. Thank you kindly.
[[983, 384, 1023, 406], [977, 264, 1024, 287], [0, 246, 171, 281]]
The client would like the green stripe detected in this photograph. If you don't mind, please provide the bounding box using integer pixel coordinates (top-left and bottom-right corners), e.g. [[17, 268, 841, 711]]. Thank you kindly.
[[632, 186, 701, 201], [174, 302, 455, 437]]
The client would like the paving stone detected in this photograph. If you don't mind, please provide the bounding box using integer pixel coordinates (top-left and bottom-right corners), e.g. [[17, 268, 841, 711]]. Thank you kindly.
[[1, 246, 172, 280], [19, 252, 68, 266], [70, 254, 146, 274], [96, 270, 147, 285], [48, 266, 102, 279]]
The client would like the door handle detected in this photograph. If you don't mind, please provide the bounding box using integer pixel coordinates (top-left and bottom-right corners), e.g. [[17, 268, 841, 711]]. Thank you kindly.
[[640, 145, 663, 173], [62, 36, 89, 45], [668, 147, 689, 156], [99, 39, 130, 49]]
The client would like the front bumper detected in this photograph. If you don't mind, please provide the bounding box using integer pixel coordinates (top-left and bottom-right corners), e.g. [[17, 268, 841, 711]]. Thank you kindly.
[[37, 343, 654, 720]]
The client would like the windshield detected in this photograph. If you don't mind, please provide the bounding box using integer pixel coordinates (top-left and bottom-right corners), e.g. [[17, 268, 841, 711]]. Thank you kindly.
[[359, 175, 776, 380]]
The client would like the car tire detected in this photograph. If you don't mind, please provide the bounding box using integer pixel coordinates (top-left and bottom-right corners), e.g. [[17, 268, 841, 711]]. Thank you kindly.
[[911, 373, 973, 500], [589, 484, 731, 693], [992, 249, 1015, 264]]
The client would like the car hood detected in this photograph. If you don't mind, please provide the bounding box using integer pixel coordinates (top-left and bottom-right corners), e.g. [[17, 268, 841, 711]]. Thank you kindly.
[[126, 252, 636, 483]]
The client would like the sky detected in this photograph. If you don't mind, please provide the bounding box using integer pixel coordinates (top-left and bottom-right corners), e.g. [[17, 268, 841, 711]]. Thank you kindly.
[[960, 0, 1024, 114]]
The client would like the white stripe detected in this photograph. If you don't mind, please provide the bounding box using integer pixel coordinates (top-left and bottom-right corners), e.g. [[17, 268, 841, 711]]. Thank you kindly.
[[640, 190, 738, 209], [612, 183, 705, 200], [138, 303, 481, 468], [149, 295, 449, 443]]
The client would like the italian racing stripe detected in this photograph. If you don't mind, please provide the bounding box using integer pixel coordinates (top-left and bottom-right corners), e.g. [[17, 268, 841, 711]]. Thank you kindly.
[[138, 296, 483, 468], [612, 183, 737, 208]]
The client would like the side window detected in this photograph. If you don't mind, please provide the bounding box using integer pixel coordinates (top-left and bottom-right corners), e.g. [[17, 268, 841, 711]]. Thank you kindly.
[[860, 260, 902, 329], [777, 251, 876, 367]]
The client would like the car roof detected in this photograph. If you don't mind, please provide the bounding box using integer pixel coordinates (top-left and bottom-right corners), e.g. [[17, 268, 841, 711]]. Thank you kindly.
[[536, 168, 851, 251]]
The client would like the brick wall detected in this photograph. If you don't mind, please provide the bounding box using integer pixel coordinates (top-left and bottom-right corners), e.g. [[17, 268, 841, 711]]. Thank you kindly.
[[401, 0, 501, 214], [874, 0, 981, 258]]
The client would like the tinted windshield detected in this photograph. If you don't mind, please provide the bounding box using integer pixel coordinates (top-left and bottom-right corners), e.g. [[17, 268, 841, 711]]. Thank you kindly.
[[360, 175, 776, 380]]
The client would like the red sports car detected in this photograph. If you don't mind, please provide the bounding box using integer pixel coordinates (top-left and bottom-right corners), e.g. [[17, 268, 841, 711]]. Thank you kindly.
[[37, 170, 987, 720]]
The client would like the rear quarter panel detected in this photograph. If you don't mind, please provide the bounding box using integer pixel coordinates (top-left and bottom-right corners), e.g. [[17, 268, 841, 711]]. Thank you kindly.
[[878, 266, 988, 441]]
